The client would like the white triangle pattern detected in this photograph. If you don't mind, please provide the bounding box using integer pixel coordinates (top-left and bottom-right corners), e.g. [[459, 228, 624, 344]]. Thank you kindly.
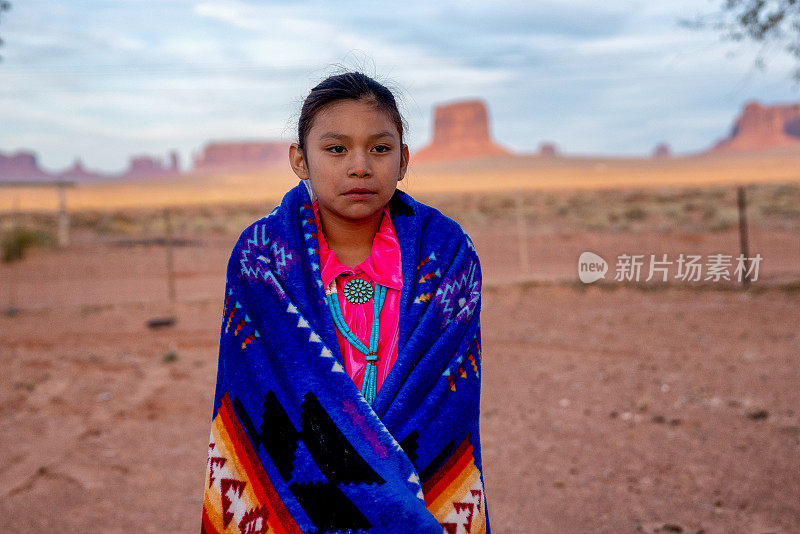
[[286, 301, 343, 374], [282, 297, 428, 502]]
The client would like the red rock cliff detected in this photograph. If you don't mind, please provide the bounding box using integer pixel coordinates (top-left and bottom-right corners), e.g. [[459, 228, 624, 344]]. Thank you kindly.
[[413, 100, 511, 163], [122, 151, 181, 179], [652, 143, 671, 159], [711, 101, 800, 152], [0, 150, 51, 180], [192, 141, 290, 173], [56, 158, 106, 181]]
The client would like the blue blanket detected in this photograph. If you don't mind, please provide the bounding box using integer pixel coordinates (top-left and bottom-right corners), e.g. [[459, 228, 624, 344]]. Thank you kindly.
[[202, 181, 490, 534]]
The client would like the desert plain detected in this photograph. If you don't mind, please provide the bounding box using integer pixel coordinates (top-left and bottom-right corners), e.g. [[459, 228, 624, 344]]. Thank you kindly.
[[1, 153, 799, 533]]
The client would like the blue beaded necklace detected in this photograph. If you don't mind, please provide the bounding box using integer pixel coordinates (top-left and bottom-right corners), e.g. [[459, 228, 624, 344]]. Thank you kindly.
[[325, 278, 387, 405]]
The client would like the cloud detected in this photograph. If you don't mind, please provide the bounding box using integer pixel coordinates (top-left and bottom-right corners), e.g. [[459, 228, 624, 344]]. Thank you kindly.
[[1, 0, 799, 171]]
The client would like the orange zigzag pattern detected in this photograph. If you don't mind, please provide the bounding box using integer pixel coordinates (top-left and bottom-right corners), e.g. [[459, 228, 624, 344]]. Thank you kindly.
[[202, 393, 303, 534], [422, 436, 487, 534]]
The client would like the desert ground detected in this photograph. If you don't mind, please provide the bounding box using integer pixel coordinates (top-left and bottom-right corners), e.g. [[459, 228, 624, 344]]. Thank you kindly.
[[1, 160, 799, 533]]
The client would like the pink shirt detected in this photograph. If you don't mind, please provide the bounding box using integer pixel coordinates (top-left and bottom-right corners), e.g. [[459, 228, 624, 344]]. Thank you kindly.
[[312, 200, 402, 394]]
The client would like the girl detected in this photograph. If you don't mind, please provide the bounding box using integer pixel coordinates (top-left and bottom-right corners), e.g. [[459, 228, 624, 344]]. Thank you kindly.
[[202, 72, 490, 534]]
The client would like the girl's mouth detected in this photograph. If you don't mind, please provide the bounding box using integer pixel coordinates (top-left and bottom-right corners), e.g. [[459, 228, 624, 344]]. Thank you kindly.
[[344, 189, 376, 200]]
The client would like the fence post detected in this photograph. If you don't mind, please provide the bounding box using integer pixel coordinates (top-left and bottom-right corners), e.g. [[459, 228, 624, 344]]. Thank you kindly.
[[737, 185, 750, 288], [7, 195, 20, 313], [164, 208, 176, 309], [515, 194, 529, 275], [57, 182, 70, 247]]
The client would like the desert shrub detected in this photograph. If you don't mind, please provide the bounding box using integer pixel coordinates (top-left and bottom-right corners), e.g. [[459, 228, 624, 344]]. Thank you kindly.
[[96, 212, 141, 235], [2, 228, 56, 263], [70, 211, 104, 231], [707, 208, 738, 232], [477, 195, 514, 216], [623, 206, 647, 221], [701, 205, 717, 221]]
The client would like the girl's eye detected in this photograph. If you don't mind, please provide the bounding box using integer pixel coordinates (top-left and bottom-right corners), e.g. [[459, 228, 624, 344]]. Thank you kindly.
[[373, 145, 391, 153], [327, 146, 345, 154]]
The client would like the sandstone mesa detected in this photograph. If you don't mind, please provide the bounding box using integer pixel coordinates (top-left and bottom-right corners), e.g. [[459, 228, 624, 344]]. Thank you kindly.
[[3, 99, 800, 182]]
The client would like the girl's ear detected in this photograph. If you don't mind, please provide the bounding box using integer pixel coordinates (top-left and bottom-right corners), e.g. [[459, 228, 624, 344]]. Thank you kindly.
[[289, 143, 309, 180], [398, 143, 410, 182]]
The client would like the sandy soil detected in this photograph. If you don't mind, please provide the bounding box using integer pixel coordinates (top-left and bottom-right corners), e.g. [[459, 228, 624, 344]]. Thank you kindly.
[[480, 283, 799, 534], [1, 213, 798, 533]]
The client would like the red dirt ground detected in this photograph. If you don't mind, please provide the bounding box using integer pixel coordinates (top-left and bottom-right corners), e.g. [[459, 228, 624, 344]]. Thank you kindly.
[[0, 224, 798, 533]]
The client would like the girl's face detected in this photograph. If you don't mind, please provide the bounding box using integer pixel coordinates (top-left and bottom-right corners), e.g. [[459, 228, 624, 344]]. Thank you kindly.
[[289, 98, 409, 226]]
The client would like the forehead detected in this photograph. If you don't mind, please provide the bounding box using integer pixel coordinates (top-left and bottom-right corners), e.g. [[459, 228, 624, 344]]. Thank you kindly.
[[310, 99, 399, 137]]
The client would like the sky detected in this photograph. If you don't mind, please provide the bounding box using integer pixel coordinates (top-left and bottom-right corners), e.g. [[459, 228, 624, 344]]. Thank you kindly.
[[1, 0, 800, 173]]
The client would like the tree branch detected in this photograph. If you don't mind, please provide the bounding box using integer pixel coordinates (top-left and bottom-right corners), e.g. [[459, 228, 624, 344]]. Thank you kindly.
[[682, 0, 800, 81]]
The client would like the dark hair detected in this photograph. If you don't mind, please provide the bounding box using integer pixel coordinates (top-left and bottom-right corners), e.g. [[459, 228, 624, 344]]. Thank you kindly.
[[297, 72, 405, 153]]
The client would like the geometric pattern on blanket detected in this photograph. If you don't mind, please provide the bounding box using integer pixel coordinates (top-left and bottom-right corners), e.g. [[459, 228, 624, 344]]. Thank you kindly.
[[233, 389, 385, 532], [442, 329, 481, 393], [421, 436, 487, 534], [202, 393, 303, 534], [203, 389, 393, 533]]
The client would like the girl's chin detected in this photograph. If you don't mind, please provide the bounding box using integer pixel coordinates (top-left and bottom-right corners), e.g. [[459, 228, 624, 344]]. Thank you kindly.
[[338, 206, 383, 222]]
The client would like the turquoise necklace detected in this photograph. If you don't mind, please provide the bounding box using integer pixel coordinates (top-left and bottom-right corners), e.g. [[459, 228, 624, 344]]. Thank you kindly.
[[325, 278, 387, 405]]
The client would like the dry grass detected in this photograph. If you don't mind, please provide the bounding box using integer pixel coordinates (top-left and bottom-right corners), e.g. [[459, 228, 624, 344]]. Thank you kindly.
[[2, 182, 798, 243], [418, 182, 800, 235]]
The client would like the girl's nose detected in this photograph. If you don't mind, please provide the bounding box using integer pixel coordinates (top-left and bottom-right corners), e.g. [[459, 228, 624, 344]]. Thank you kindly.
[[348, 150, 372, 178]]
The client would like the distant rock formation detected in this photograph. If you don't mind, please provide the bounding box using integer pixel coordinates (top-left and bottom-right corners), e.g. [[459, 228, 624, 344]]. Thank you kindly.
[[0, 150, 51, 180], [192, 141, 290, 173], [2, 141, 294, 183], [711, 101, 800, 152], [56, 159, 106, 181], [539, 142, 559, 157], [121, 150, 181, 179], [413, 99, 511, 163], [0, 150, 113, 182], [652, 142, 671, 159]]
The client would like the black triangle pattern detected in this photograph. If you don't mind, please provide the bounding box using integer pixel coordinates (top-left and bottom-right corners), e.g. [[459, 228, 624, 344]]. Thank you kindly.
[[234, 390, 385, 532]]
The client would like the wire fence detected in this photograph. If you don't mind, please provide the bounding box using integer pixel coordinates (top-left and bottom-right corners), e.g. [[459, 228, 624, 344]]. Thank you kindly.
[[1, 181, 799, 313], [426, 182, 800, 289]]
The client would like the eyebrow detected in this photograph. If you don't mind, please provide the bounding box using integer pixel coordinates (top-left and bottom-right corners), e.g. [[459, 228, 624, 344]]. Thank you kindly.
[[318, 131, 396, 141]]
